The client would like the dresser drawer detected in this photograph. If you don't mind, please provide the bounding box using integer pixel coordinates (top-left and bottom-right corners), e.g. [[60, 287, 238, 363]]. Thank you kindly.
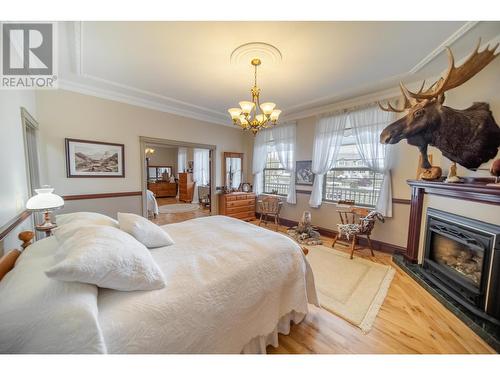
[[227, 199, 254, 208], [226, 206, 253, 214]]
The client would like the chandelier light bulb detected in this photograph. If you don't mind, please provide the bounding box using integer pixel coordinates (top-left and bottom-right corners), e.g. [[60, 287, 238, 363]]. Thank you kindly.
[[270, 109, 282, 122], [260, 102, 276, 116], [239, 101, 255, 115], [228, 108, 242, 121], [255, 114, 265, 124], [239, 115, 249, 125]]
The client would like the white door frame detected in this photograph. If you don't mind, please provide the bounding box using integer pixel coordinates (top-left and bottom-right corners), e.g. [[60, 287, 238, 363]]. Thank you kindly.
[[139, 136, 217, 218]]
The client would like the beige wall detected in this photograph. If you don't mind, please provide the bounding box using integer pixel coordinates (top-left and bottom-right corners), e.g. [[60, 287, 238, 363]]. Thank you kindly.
[[0, 90, 37, 254], [146, 146, 178, 176], [257, 57, 500, 248], [35, 89, 252, 216]]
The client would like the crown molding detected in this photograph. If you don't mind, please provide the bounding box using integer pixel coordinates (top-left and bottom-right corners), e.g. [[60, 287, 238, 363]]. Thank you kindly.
[[58, 79, 230, 126], [59, 21, 491, 127]]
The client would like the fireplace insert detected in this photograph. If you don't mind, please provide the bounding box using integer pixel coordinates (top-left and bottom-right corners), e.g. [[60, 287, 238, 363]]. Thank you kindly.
[[423, 208, 500, 326]]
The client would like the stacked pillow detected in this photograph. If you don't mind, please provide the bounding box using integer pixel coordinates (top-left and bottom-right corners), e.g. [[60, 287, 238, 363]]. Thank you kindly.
[[46, 211, 174, 291]]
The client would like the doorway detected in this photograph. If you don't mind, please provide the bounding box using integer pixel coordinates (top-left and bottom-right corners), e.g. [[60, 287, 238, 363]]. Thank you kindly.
[[139, 137, 216, 225]]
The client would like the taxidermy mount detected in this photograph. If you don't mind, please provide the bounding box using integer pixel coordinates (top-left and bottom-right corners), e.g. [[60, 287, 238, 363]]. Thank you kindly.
[[379, 39, 500, 170]]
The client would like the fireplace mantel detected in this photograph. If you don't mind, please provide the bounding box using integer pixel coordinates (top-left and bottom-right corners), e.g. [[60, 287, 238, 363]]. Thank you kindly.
[[405, 178, 500, 263]]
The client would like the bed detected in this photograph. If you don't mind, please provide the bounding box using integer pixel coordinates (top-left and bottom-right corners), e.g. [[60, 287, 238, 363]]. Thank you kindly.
[[146, 189, 159, 218], [0, 215, 318, 354]]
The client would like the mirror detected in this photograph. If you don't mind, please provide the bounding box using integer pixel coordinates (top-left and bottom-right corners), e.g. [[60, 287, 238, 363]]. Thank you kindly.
[[223, 152, 243, 189]]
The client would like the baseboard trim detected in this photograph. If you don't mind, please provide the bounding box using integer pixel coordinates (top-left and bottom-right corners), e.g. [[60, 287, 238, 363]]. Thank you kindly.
[[63, 191, 142, 201], [256, 213, 406, 255]]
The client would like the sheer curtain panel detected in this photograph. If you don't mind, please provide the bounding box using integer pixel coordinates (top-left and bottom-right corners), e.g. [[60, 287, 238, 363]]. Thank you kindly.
[[252, 128, 272, 195], [309, 112, 347, 207], [271, 123, 297, 204], [350, 105, 396, 217], [177, 147, 187, 173]]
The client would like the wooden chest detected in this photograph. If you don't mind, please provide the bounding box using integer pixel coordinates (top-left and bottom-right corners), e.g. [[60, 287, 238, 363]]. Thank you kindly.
[[179, 173, 195, 203], [148, 181, 177, 198], [218, 192, 256, 221]]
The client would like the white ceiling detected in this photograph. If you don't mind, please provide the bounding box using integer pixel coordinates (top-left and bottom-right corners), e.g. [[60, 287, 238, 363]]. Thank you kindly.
[[58, 21, 500, 125]]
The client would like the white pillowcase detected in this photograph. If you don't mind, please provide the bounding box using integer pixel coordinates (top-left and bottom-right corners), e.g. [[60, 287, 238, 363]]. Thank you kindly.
[[56, 212, 118, 228], [46, 225, 166, 291], [0, 236, 107, 353], [118, 212, 174, 248]]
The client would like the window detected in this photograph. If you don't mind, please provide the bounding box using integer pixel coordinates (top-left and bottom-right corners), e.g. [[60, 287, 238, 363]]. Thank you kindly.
[[21, 108, 40, 196], [263, 150, 290, 196], [323, 127, 383, 207]]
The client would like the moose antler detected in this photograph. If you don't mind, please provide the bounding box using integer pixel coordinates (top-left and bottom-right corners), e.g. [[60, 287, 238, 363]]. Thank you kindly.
[[402, 39, 499, 100], [378, 81, 425, 112]]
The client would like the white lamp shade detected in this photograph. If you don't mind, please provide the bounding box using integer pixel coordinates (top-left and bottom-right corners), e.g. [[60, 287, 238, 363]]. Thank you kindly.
[[270, 109, 282, 122], [228, 108, 242, 120], [239, 101, 255, 115], [260, 102, 276, 115], [26, 187, 64, 211], [255, 114, 265, 123], [239, 115, 249, 125]]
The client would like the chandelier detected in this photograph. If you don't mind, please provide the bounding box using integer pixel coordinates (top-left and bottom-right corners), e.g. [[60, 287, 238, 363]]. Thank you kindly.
[[227, 58, 281, 135]]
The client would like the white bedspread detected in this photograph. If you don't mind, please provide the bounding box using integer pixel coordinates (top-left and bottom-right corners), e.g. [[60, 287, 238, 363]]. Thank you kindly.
[[97, 215, 318, 353], [146, 189, 159, 216]]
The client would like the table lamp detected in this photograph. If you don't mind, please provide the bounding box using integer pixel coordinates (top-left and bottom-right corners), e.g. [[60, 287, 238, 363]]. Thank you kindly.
[[26, 187, 64, 236]]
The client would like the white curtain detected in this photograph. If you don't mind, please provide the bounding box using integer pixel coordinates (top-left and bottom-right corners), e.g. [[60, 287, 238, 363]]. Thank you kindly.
[[309, 112, 348, 208], [252, 128, 273, 196], [193, 148, 210, 202], [272, 123, 297, 204], [350, 105, 396, 217], [177, 147, 187, 173]]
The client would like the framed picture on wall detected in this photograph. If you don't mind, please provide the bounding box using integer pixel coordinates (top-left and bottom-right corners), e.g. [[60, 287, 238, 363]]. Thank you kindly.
[[296, 160, 314, 186], [65, 138, 125, 178]]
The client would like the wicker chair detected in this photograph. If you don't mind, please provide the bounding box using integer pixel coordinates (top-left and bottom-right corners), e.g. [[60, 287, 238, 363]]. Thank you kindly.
[[257, 196, 283, 231], [332, 209, 385, 259]]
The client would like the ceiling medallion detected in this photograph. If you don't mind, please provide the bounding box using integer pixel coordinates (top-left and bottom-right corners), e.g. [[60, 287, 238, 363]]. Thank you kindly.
[[227, 58, 282, 135], [230, 42, 282, 65]]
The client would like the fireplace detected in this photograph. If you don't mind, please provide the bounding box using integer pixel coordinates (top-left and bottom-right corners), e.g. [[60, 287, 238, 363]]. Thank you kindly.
[[422, 208, 500, 326]]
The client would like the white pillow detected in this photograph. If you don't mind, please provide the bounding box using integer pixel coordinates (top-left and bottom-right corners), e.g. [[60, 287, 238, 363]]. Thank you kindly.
[[46, 225, 166, 291], [118, 212, 174, 248], [56, 212, 118, 228], [0, 237, 107, 353]]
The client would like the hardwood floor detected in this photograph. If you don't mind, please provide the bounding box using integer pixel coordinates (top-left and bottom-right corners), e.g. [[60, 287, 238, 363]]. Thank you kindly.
[[151, 197, 210, 225], [251, 220, 495, 354]]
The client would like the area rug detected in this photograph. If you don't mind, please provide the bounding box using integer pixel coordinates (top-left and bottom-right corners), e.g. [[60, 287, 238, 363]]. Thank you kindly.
[[306, 245, 395, 333], [158, 203, 200, 214]]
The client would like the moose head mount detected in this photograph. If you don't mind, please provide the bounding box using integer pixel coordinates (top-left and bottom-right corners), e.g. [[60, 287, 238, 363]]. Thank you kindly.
[[379, 40, 500, 170]]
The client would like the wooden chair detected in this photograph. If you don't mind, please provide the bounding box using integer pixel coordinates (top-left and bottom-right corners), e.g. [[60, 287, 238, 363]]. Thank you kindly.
[[336, 199, 356, 224], [257, 196, 283, 231], [332, 209, 385, 259], [198, 185, 210, 209]]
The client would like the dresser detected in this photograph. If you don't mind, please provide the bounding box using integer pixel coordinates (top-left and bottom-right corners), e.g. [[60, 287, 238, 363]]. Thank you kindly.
[[148, 181, 177, 198], [218, 192, 256, 221], [179, 173, 195, 202]]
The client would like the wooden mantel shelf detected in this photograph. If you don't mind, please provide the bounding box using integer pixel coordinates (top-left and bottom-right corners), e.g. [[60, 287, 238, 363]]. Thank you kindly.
[[407, 178, 500, 205], [405, 177, 499, 263]]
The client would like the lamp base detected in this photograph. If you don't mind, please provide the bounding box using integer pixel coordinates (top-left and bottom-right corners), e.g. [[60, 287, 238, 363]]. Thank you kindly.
[[35, 211, 57, 237]]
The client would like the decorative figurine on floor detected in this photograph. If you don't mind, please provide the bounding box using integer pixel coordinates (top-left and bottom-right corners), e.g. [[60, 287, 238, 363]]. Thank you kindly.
[[287, 211, 322, 245], [379, 39, 500, 173], [487, 158, 500, 187], [445, 161, 462, 183]]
